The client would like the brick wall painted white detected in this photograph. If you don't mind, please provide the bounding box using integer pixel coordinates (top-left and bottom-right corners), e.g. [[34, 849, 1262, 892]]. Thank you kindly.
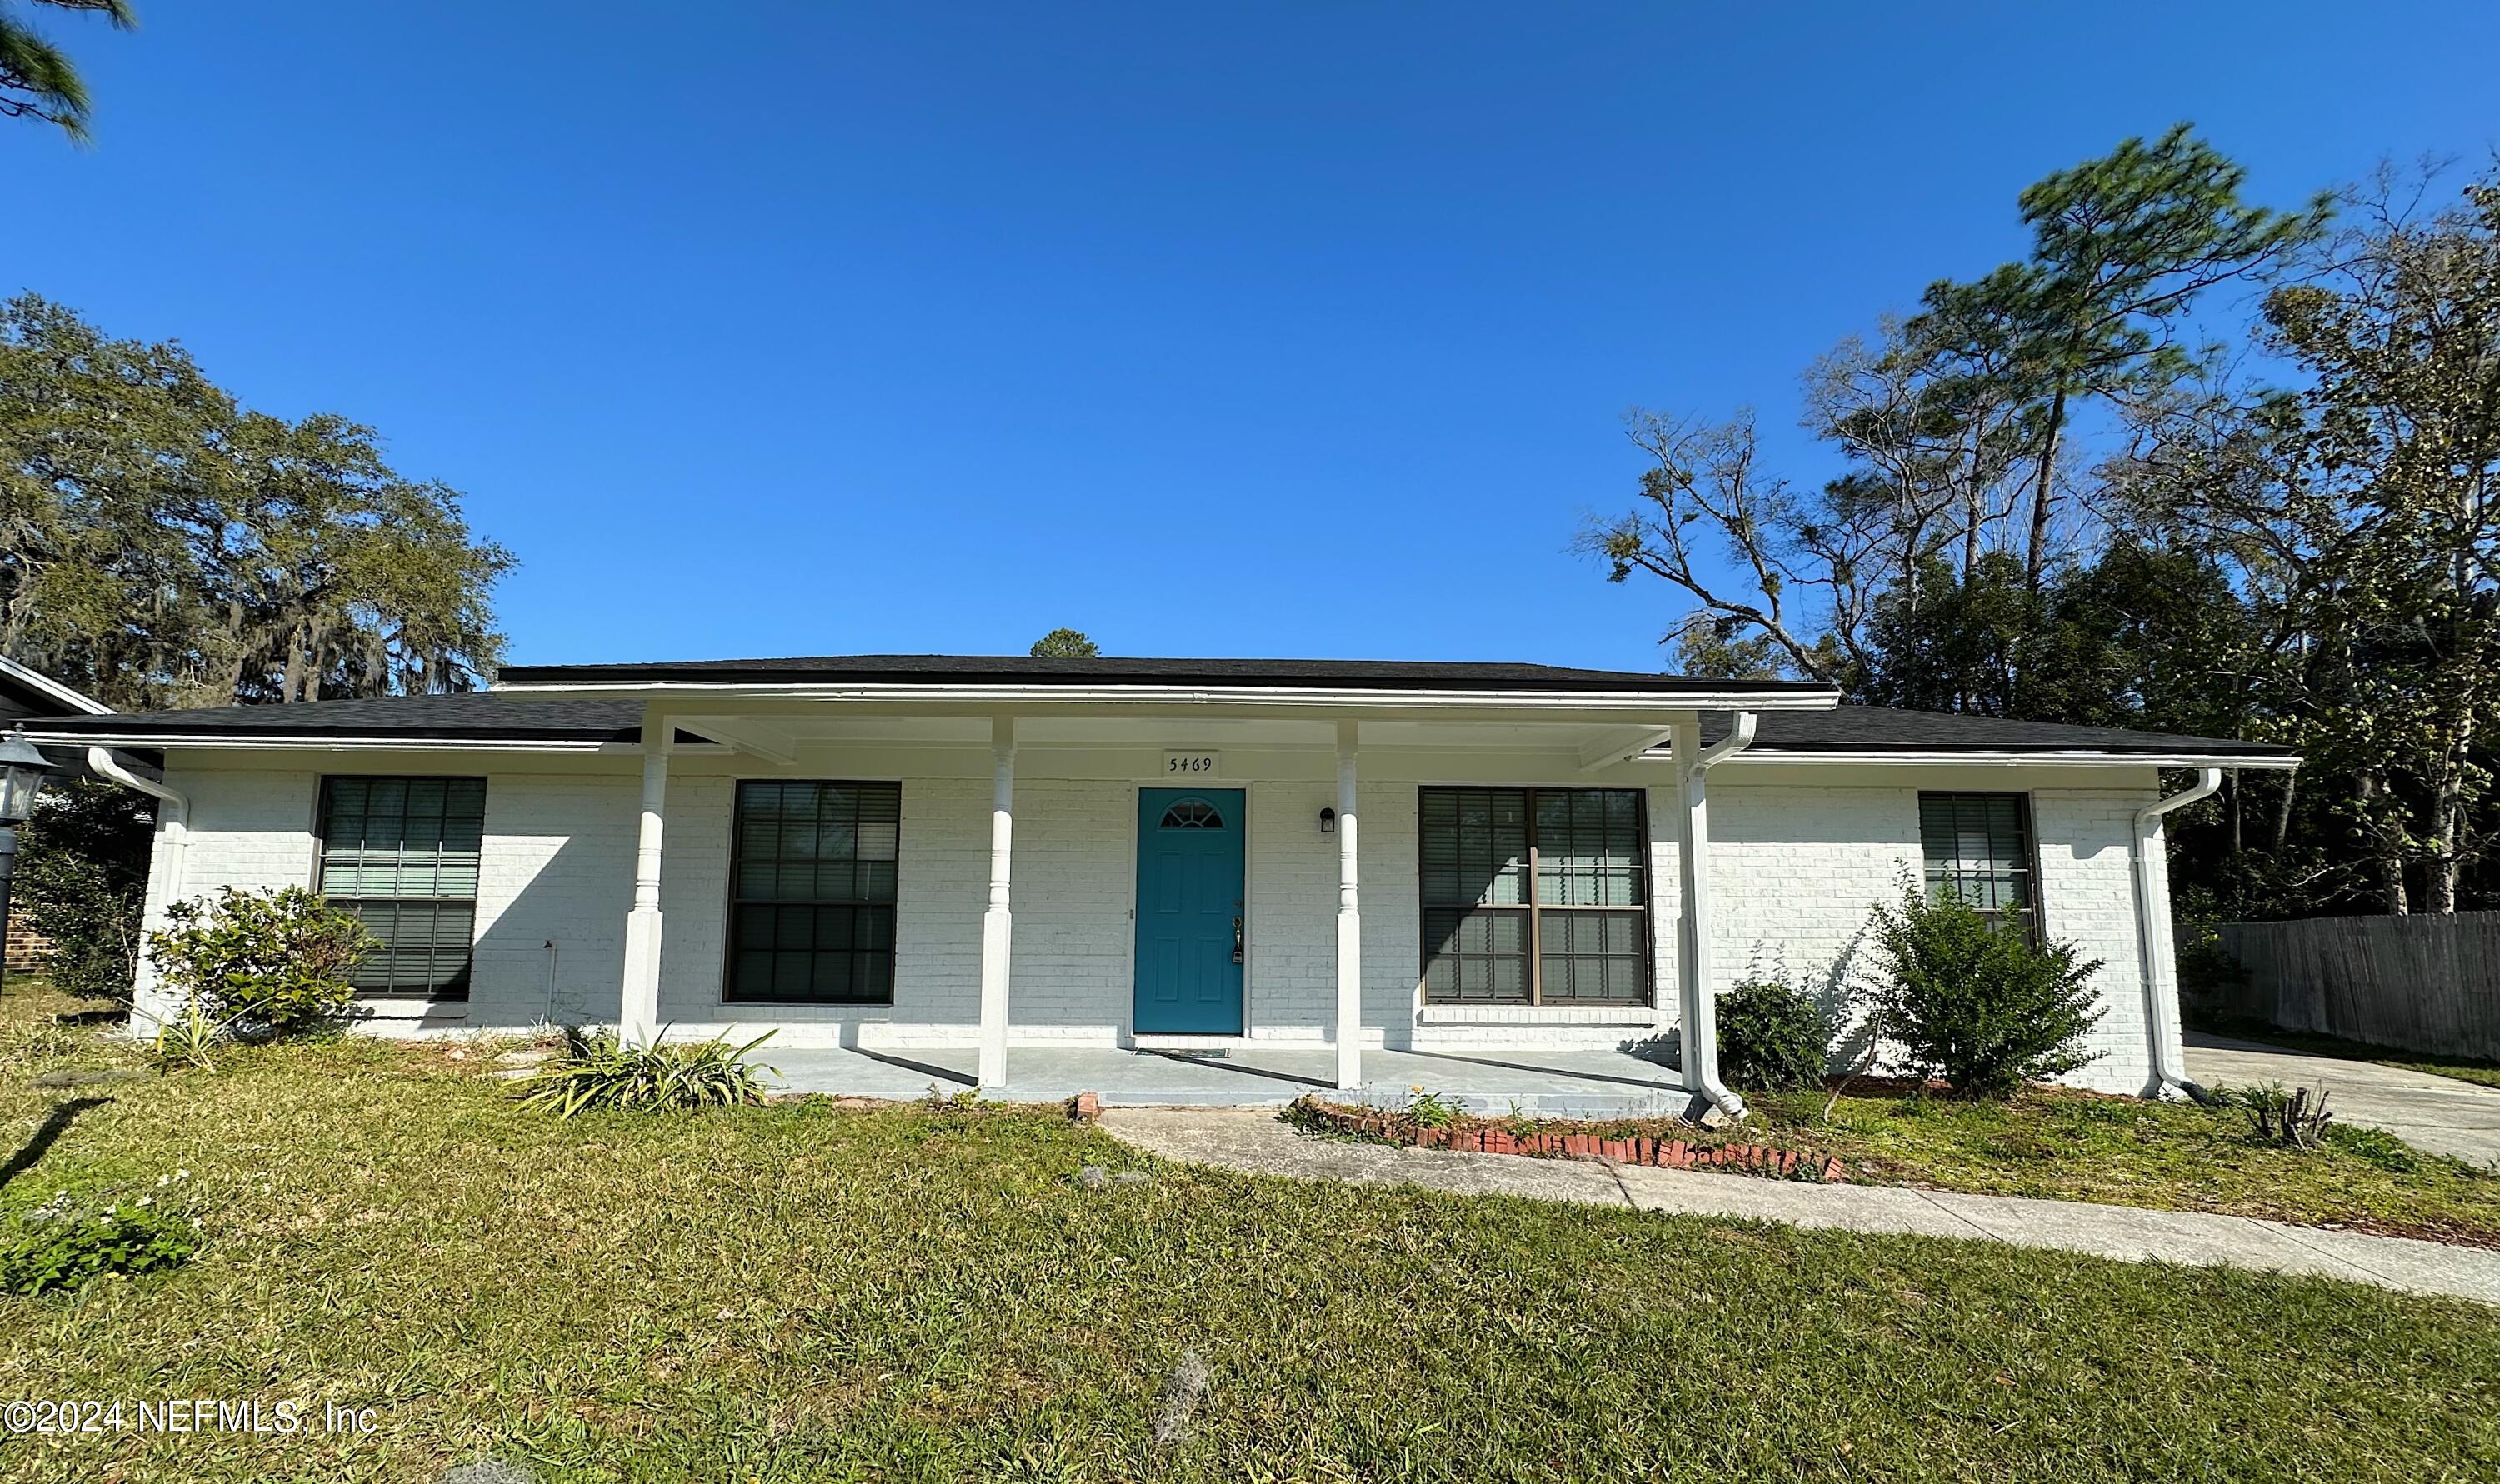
[[2139, 812, 2190, 1084], [471, 775, 636, 1028], [1688, 782, 2158, 1095], [2032, 791, 2159, 1093], [128, 763, 318, 1027], [128, 754, 2173, 1091], [1245, 781, 1338, 1041], [653, 773, 731, 1022], [998, 780, 1132, 1040], [1703, 782, 1920, 1021], [1355, 781, 1420, 1046]]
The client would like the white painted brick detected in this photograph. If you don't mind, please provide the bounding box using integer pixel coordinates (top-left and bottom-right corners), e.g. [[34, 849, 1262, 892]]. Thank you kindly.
[[128, 763, 318, 1028], [1687, 782, 2158, 1094], [471, 774, 635, 1028], [128, 753, 2176, 1089]]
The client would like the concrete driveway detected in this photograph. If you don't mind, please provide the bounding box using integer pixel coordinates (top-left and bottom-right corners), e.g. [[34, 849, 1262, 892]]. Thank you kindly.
[[2184, 1032, 2500, 1167]]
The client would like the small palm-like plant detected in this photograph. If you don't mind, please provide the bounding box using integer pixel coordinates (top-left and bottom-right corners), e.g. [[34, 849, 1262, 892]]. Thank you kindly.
[[145, 1001, 232, 1075], [518, 1027, 778, 1117]]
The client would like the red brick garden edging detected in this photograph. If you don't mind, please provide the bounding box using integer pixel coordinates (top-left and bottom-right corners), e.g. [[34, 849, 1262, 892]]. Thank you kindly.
[[1291, 1099, 1848, 1183]]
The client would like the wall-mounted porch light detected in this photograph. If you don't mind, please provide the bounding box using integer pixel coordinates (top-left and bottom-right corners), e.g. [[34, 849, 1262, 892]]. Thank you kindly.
[[1318, 806, 1336, 835]]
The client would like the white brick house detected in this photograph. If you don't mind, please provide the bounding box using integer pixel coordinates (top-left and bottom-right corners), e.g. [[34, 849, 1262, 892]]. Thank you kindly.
[[32, 655, 2298, 1107]]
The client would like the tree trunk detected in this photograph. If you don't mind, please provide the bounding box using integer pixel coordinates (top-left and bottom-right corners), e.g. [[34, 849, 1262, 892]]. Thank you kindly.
[[2381, 855, 2412, 917], [282, 621, 307, 704], [2423, 728, 2472, 915], [2425, 840, 2458, 913], [220, 599, 248, 705], [2358, 772, 2410, 915], [297, 617, 329, 703], [2270, 769, 2297, 852], [2024, 385, 2068, 592]]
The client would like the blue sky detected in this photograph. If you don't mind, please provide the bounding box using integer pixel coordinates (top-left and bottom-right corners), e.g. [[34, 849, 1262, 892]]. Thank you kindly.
[[13, 2, 2498, 671]]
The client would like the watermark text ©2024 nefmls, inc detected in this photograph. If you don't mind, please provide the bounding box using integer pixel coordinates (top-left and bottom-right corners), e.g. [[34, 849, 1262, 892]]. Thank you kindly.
[[5, 1398, 381, 1437]]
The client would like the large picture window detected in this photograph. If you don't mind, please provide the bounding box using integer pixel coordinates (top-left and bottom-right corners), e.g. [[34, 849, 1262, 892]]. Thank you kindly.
[[316, 776, 485, 998], [1419, 787, 1648, 1007], [726, 781, 900, 1005], [1918, 792, 2038, 932]]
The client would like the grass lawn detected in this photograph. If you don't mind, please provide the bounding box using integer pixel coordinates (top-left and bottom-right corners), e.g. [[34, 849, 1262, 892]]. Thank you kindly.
[[2189, 1017, 2500, 1092], [1739, 1082, 2500, 1246], [1, 992, 2495, 1482], [1308, 1080, 2500, 1247]]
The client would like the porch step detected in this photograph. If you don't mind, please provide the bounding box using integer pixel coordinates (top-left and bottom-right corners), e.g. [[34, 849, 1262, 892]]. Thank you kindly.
[[1130, 1034, 1248, 1055]]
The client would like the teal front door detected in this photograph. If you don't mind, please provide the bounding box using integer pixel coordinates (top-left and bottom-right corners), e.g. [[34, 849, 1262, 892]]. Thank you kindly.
[[1133, 787, 1246, 1035]]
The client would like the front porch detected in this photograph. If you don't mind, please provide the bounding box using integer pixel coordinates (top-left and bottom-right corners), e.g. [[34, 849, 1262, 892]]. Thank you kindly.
[[465, 660, 1835, 1114], [764, 1040, 1690, 1117]]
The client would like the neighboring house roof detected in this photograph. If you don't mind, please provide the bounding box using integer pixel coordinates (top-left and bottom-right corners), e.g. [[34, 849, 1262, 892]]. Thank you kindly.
[[14, 667, 2301, 767], [0, 655, 112, 719], [496, 653, 1840, 697]]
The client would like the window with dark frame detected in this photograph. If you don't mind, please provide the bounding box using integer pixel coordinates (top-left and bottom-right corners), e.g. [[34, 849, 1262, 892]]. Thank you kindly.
[[1918, 792, 2039, 932], [1419, 787, 1648, 1007], [725, 780, 900, 1006], [316, 776, 485, 998]]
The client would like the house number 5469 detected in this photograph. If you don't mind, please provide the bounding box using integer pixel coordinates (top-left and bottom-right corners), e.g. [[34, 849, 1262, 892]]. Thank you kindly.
[[1163, 752, 1218, 776]]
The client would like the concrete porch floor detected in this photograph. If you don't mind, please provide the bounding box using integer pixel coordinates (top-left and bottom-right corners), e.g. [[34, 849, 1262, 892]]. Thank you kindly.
[[763, 1043, 1689, 1117]]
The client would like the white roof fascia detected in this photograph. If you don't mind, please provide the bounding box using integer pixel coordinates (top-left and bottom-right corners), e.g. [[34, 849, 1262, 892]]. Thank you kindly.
[[15, 730, 612, 753], [1687, 748, 2302, 771], [0, 656, 112, 715]]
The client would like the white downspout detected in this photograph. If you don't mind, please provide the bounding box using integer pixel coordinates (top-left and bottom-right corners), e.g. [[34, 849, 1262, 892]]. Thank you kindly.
[[2131, 767, 2223, 1102], [1695, 710, 1759, 773], [87, 747, 190, 1027], [1674, 711, 1757, 1119], [87, 747, 188, 896]]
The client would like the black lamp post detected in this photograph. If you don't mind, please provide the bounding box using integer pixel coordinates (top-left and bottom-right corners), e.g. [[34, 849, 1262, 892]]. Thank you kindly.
[[0, 727, 58, 994]]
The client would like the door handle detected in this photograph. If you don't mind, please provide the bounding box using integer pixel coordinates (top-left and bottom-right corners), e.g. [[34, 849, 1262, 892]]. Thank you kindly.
[[1232, 916, 1245, 964]]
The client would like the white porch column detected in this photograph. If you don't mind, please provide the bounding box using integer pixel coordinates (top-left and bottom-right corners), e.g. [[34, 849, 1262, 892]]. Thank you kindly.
[[618, 717, 671, 1047], [977, 716, 1016, 1089], [1334, 719, 1362, 1091], [1669, 722, 1721, 1099]]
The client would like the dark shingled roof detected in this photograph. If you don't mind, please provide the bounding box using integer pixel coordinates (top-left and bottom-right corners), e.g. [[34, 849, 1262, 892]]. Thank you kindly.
[[21, 686, 2298, 762], [496, 653, 1836, 695], [25, 693, 647, 744], [1706, 707, 2298, 760]]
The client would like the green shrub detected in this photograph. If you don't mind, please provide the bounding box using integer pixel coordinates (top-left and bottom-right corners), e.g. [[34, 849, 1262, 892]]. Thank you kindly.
[[145, 887, 376, 1036], [2, 1185, 199, 1296], [1865, 880, 2104, 1099], [1716, 973, 1831, 1092], [519, 1027, 778, 1117], [16, 777, 155, 1001]]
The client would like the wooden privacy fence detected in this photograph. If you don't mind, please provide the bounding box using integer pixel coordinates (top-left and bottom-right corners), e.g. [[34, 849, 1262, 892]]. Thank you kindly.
[[2209, 912, 2500, 1060]]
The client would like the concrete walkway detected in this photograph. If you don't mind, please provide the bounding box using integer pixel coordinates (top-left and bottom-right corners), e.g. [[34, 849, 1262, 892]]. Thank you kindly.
[[1102, 1107, 2500, 1307], [2184, 1032, 2500, 1167]]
